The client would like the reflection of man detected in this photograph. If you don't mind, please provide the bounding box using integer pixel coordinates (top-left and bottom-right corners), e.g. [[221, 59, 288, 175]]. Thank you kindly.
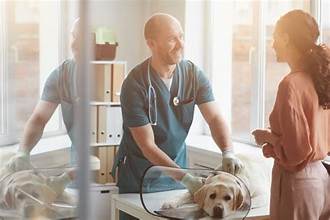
[[5, 19, 81, 180], [114, 13, 243, 215]]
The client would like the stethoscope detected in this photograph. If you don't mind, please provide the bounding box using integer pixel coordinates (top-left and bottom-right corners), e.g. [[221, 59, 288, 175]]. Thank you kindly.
[[147, 58, 195, 125]]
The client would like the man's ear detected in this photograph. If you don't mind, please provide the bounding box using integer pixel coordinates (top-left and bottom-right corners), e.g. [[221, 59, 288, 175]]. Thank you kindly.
[[146, 38, 156, 51], [193, 185, 208, 208]]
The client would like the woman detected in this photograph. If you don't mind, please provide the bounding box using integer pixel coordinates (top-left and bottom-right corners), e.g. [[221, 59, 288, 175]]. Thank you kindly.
[[252, 10, 330, 220]]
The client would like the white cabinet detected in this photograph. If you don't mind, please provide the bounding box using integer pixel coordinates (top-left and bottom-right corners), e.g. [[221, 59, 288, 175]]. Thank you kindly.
[[90, 184, 118, 220]]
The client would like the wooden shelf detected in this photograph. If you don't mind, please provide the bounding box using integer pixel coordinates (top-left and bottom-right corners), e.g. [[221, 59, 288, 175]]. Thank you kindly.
[[90, 101, 120, 106], [91, 60, 127, 65], [90, 143, 117, 147]]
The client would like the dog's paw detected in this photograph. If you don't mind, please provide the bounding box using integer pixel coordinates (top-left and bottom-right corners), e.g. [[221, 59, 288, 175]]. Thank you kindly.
[[161, 201, 179, 210]]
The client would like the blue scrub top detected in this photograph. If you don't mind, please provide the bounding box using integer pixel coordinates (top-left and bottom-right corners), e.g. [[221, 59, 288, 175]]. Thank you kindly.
[[41, 59, 78, 164], [114, 59, 214, 193]]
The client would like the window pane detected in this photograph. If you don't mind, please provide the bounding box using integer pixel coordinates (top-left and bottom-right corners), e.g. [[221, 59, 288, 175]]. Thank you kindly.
[[232, 1, 256, 140], [0, 2, 4, 135], [8, 2, 40, 132], [322, 1, 330, 45], [5, 1, 62, 137], [264, 1, 310, 127]]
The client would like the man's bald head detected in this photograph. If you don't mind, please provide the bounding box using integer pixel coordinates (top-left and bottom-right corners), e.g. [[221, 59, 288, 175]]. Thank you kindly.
[[144, 13, 182, 40], [71, 17, 80, 36]]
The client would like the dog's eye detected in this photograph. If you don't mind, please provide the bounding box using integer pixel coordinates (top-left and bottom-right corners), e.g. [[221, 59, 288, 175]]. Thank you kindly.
[[223, 195, 231, 201], [209, 193, 216, 200]]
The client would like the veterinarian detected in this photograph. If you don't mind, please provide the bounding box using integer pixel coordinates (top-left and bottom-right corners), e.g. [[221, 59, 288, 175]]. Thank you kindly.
[[4, 18, 82, 182], [252, 10, 330, 220], [113, 13, 243, 220]]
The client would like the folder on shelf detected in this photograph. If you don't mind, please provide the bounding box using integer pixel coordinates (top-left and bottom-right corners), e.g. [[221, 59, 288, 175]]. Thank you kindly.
[[111, 63, 125, 102], [106, 147, 116, 183], [114, 146, 119, 181], [90, 106, 97, 144], [93, 64, 112, 102], [97, 106, 107, 143], [96, 146, 107, 184], [105, 106, 123, 145]]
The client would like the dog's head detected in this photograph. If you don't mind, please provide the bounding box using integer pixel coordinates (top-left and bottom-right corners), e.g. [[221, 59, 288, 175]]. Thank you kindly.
[[193, 172, 246, 218]]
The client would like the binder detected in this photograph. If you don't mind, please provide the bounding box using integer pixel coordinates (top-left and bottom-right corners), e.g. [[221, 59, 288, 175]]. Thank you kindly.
[[114, 146, 119, 182], [97, 106, 107, 143], [96, 146, 108, 184], [93, 64, 112, 102], [90, 106, 97, 144], [111, 63, 125, 102], [106, 147, 116, 183], [106, 106, 123, 145]]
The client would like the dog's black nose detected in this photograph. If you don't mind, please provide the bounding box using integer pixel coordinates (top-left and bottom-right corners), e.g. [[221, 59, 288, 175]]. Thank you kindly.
[[213, 205, 224, 218]]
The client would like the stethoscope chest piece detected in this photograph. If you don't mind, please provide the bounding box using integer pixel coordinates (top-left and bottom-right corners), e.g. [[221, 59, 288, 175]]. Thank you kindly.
[[173, 96, 179, 106]]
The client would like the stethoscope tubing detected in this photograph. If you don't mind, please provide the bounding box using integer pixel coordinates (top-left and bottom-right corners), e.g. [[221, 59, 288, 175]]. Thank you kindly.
[[146, 58, 196, 125]]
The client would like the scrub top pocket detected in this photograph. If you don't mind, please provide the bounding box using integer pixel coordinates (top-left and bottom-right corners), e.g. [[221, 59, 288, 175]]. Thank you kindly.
[[180, 101, 195, 129]]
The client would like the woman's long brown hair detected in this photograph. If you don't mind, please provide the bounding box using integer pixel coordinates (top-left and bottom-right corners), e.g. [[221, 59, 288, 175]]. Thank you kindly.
[[277, 10, 330, 109]]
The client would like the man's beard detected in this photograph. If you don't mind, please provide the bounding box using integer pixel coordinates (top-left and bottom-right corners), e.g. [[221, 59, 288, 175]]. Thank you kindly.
[[165, 50, 182, 65]]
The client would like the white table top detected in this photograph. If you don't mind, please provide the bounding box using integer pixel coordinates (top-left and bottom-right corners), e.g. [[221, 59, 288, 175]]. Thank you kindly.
[[111, 190, 269, 220]]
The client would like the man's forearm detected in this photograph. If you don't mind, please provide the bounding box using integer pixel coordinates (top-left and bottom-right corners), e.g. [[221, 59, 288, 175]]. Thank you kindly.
[[209, 115, 232, 151], [20, 117, 46, 152], [140, 145, 185, 180]]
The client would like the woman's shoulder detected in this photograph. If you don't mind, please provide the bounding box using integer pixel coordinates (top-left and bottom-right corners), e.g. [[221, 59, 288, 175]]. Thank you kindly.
[[280, 71, 313, 91]]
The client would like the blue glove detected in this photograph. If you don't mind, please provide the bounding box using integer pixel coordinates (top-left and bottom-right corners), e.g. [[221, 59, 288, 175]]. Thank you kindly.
[[181, 173, 204, 194], [221, 148, 244, 175], [6, 149, 33, 172]]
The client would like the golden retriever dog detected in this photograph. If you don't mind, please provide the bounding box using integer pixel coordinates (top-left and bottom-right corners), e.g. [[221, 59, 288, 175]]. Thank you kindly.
[[193, 171, 248, 218], [161, 153, 272, 219]]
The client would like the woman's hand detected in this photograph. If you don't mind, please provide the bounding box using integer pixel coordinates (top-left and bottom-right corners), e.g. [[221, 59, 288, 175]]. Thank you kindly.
[[262, 143, 276, 158], [251, 128, 272, 146]]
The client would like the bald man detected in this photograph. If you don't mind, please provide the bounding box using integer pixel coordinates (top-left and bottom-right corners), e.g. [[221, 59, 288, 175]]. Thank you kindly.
[[5, 19, 80, 180], [113, 13, 243, 216]]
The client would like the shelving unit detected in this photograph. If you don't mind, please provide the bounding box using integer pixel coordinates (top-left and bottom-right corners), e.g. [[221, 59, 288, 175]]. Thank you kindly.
[[90, 60, 126, 184]]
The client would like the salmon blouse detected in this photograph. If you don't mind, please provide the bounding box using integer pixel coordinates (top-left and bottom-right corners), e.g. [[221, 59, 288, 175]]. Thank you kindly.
[[268, 71, 330, 172]]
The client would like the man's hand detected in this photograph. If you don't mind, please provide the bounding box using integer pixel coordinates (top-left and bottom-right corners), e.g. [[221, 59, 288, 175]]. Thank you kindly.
[[5, 150, 33, 172], [221, 148, 244, 175], [181, 173, 204, 194]]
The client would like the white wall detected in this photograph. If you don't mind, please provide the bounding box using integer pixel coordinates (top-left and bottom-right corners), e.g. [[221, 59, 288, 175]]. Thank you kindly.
[[89, 0, 146, 71], [88, 0, 186, 71]]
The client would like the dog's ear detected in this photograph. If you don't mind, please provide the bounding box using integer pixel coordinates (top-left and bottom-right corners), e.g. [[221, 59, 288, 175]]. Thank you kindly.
[[193, 185, 208, 208], [234, 186, 244, 210]]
